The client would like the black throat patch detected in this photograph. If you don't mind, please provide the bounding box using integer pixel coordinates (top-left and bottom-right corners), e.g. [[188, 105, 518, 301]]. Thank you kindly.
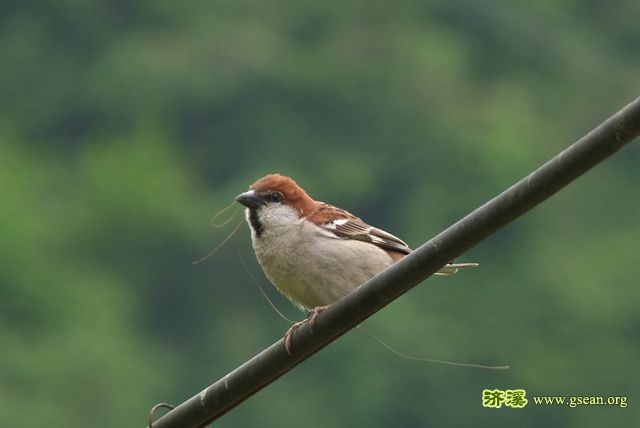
[[248, 208, 263, 237]]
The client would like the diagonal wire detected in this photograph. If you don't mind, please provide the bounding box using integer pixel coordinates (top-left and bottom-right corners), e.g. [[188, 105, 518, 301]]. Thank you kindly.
[[151, 96, 640, 428]]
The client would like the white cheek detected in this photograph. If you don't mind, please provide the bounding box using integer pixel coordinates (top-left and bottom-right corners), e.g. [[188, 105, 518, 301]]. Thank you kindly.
[[244, 204, 299, 238], [258, 204, 301, 232]]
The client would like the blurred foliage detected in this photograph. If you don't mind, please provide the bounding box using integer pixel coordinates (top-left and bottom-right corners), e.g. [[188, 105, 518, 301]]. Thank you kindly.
[[1, 0, 639, 426]]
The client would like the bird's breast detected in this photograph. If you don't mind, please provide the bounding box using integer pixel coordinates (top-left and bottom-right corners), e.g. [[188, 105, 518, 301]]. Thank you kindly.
[[251, 220, 395, 309]]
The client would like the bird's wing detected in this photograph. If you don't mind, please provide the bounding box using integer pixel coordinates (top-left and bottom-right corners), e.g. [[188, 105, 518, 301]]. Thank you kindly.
[[312, 204, 479, 272], [309, 203, 411, 255]]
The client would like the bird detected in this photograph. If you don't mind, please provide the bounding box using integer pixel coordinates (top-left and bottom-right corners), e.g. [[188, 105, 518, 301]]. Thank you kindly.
[[235, 173, 477, 352]]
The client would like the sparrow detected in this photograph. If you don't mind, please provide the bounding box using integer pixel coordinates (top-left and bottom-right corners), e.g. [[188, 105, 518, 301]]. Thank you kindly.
[[236, 173, 477, 351]]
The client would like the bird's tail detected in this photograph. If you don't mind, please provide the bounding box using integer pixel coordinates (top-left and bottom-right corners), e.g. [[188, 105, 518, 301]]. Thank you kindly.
[[435, 262, 479, 275]]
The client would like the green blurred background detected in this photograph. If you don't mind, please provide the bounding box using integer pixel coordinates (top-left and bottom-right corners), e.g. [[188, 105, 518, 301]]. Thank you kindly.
[[1, 1, 638, 426]]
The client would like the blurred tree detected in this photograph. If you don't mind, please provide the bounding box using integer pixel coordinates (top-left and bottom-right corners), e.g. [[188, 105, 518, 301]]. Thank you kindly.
[[0, 0, 638, 426]]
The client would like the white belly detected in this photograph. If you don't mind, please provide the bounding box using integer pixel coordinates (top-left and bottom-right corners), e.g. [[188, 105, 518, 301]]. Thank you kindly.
[[251, 216, 394, 310]]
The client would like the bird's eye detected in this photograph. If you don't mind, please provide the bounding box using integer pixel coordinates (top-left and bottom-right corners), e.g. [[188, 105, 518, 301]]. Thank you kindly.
[[266, 192, 283, 203]]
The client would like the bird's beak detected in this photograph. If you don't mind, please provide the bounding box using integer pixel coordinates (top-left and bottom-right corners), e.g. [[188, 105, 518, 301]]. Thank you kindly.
[[235, 190, 264, 209]]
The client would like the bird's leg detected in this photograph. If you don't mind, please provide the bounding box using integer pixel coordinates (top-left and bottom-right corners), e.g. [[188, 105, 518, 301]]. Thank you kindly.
[[307, 305, 327, 334], [283, 320, 306, 355], [283, 305, 328, 355]]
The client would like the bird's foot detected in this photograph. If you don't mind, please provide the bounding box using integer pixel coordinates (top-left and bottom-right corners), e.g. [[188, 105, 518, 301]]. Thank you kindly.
[[283, 305, 328, 355], [307, 305, 327, 334]]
